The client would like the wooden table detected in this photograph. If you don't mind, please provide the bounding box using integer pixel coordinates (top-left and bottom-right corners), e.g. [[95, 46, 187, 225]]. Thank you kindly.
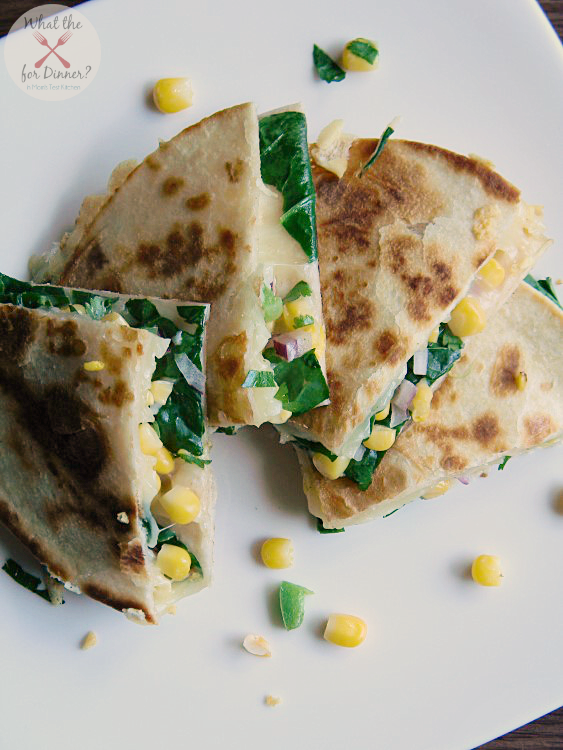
[[0, 0, 562, 747]]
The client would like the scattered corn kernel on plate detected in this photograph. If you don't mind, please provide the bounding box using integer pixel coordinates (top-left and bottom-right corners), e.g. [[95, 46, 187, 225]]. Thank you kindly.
[[1, 1, 562, 749]]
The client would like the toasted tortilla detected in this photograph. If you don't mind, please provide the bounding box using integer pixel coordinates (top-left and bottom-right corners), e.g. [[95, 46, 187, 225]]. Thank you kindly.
[[300, 282, 563, 527], [0, 279, 215, 622], [31, 103, 328, 428], [282, 137, 549, 458]]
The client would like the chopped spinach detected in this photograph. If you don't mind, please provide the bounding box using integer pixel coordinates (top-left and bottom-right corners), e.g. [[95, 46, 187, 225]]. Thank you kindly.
[[346, 39, 378, 65], [524, 275, 562, 310], [279, 580, 313, 630], [242, 370, 277, 388], [361, 125, 394, 174], [283, 281, 313, 304], [178, 451, 211, 469], [316, 517, 345, 534], [383, 508, 400, 518], [2, 559, 53, 603], [263, 348, 329, 416], [259, 112, 318, 262], [498, 455, 511, 471], [261, 284, 283, 323], [215, 426, 237, 435], [312, 44, 346, 83], [405, 324, 465, 386]]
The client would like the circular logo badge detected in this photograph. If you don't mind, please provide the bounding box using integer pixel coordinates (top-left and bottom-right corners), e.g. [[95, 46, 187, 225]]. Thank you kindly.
[[4, 3, 100, 101]]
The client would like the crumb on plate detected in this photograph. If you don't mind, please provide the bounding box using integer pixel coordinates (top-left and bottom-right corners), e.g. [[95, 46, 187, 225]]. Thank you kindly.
[[265, 695, 281, 707], [81, 631, 98, 650]]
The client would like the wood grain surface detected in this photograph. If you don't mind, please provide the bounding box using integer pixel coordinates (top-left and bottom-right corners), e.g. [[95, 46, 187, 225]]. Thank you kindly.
[[0, 0, 561, 747]]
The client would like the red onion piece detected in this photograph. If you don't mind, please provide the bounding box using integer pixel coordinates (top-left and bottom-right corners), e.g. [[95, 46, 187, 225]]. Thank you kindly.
[[390, 403, 408, 428], [413, 348, 429, 376], [272, 331, 312, 362], [392, 379, 417, 410], [457, 476, 470, 485]]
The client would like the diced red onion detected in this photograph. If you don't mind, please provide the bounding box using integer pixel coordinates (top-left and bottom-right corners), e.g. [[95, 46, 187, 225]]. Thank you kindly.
[[457, 476, 470, 485], [272, 331, 312, 362], [353, 444, 366, 462], [390, 403, 408, 428], [174, 352, 205, 393], [392, 379, 417, 411], [413, 348, 429, 376]]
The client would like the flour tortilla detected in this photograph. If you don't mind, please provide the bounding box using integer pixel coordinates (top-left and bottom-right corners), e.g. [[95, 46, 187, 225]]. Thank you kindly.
[[0, 286, 214, 622], [299, 282, 563, 527], [283, 138, 549, 458]]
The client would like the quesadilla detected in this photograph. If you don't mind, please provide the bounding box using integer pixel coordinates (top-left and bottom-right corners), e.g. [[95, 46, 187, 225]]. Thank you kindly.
[[300, 279, 563, 528], [0, 274, 214, 623], [30, 103, 329, 429], [278, 129, 549, 492]]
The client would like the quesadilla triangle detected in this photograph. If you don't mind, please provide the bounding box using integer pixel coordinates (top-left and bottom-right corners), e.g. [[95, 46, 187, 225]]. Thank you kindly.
[[30, 102, 329, 429], [0, 274, 215, 624], [300, 279, 563, 528], [277, 129, 550, 491]]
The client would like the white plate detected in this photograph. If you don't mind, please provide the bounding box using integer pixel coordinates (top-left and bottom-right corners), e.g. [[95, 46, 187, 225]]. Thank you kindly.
[[1, 1, 562, 748]]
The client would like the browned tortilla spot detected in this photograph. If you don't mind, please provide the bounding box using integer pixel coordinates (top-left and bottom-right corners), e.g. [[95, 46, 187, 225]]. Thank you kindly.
[[46, 319, 87, 357], [523, 414, 555, 446], [98, 379, 134, 407], [490, 345, 521, 397], [145, 155, 161, 171], [471, 414, 500, 445], [186, 192, 211, 211], [0, 306, 37, 362], [225, 159, 244, 182], [162, 176, 184, 196], [85, 242, 108, 272], [440, 454, 468, 471]]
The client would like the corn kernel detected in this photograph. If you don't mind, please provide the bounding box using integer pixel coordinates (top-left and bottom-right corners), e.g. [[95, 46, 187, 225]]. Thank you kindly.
[[301, 323, 326, 359], [154, 446, 175, 475], [80, 631, 98, 650], [156, 544, 191, 581], [410, 380, 433, 423], [515, 371, 527, 391], [145, 390, 155, 406], [428, 327, 440, 344], [159, 486, 200, 524], [261, 538, 294, 569], [479, 257, 505, 288], [270, 408, 292, 425], [102, 311, 129, 326], [471, 554, 503, 586], [421, 480, 452, 499], [83, 360, 105, 372], [312, 453, 350, 480], [374, 403, 390, 421], [139, 423, 163, 456], [282, 297, 315, 331], [364, 425, 396, 451], [447, 297, 486, 338], [153, 77, 193, 114], [341, 38, 379, 72], [150, 380, 174, 405], [324, 613, 367, 648]]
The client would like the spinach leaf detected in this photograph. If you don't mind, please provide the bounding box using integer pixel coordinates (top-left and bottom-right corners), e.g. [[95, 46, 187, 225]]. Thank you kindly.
[[154, 381, 205, 456], [215, 426, 237, 435], [291, 435, 336, 460], [261, 284, 283, 323], [524, 275, 562, 310], [178, 451, 211, 469], [177, 305, 208, 327], [361, 125, 394, 174], [346, 39, 378, 65], [259, 112, 318, 261], [405, 324, 464, 386], [498, 455, 511, 471], [316, 517, 345, 533], [383, 508, 400, 518], [242, 370, 277, 388], [263, 348, 329, 415], [2, 559, 54, 603], [343, 410, 407, 489], [283, 281, 312, 303], [312, 44, 346, 83], [294, 314, 314, 328]]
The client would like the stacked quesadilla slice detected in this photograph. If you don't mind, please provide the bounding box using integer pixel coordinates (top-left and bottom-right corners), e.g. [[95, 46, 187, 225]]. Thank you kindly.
[[31, 103, 329, 430], [303, 279, 563, 528], [280, 133, 549, 497], [0, 274, 214, 622]]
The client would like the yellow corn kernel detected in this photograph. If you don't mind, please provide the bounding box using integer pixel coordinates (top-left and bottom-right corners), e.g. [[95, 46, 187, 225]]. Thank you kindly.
[[410, 380, 433, 423], [138, 423, 163, 456], [83, 360, 105, 372], [374, 403, 390, 421], [312, 453, 350, 480], [154, 446, 175, 475], [515, 371, 527, 391], [156, 544, 192, 581], [80, 631, 98, 650], [102, 311, 129, 326], [270, 408, 292, 425], [341, 38, 379, 72], [324, 613, 367, 648], [150, 380, 174, 405], [447, 297, 486, 338], [421, 480, 452, 499], [261, 538, 294, 569], [282, 296, 315, 331], [428, 327, 440, 344], [153, 77, 193, 114], [471, 554, 503, 586], [159, 486, 200, 525], [145, 390, 155, 407], [364, 425, 396, 451], [301, 323, 326, 359], [479, 257, 505, 288]]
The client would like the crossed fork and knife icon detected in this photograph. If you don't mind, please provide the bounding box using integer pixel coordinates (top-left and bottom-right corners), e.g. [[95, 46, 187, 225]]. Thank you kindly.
[[33, 31, 72, 69]]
